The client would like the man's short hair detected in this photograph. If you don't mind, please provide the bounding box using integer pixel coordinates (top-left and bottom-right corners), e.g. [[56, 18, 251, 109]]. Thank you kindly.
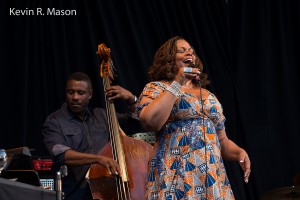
[[67, 72, 92, 88]]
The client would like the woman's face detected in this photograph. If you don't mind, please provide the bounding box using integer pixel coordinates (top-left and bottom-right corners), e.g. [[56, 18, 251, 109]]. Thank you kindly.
[[175, 39, 195, 69]]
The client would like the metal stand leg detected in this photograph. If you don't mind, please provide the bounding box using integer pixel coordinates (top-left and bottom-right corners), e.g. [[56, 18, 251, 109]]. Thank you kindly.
[[56, 171, 63, 200], [55, 165, 67, 200]]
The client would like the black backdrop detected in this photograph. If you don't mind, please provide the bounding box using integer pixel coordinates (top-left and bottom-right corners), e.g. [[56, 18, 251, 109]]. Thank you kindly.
[[1, 0, 300, 199]]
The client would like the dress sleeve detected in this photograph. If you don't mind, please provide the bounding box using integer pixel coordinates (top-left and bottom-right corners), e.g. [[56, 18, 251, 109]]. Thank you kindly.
[[136, 82, 165, 117]]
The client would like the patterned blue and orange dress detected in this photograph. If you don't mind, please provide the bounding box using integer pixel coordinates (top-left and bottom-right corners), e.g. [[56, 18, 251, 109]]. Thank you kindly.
[[137, 82, 235, 200]]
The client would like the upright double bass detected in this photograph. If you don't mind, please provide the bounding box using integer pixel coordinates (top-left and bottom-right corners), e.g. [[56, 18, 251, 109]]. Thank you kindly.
[[87, 43, 153, 200]]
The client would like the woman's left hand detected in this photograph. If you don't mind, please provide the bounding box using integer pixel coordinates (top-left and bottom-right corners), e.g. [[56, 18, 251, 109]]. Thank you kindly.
[[238, 151, 251, 183]]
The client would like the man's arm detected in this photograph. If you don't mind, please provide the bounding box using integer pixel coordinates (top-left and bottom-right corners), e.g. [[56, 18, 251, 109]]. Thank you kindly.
[[42, 115, 120, 175], [64, 149, 119, 175]]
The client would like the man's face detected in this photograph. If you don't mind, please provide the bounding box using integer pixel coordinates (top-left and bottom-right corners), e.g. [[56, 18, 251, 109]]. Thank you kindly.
[[66, 80, 92, 117]]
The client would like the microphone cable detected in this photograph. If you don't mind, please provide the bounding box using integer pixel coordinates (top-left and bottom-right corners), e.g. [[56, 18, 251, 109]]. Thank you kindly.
[[198, 76, 208, 200], [188, 62, 208, 199]]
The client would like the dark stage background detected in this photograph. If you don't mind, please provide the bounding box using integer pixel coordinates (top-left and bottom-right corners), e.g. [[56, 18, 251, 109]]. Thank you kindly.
[[1, 0, 300, 199]]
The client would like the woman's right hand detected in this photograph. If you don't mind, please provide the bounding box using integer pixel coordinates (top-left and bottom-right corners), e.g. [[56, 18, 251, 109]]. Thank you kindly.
[[175, 66, 201, 85], [174, 67, 187, 85]]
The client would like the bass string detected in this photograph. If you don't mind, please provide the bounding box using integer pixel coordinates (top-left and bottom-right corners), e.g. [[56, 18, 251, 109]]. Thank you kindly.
[[103, 76, 131, 200]]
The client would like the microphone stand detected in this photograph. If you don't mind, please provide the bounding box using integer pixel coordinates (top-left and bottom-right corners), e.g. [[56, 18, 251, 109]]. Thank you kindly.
[[56, 165, 68, 200], [56, 171, 62, 200]]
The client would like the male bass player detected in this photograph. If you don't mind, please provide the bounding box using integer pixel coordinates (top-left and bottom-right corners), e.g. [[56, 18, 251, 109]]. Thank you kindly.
[[42, 72, 146, 200]]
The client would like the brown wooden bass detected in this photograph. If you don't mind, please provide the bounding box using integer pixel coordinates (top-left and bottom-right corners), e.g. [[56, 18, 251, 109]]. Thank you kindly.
[[86, 43, 153, 200]]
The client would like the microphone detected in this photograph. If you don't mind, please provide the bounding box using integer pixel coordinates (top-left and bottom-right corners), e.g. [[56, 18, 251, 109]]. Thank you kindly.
[[183, 63, 200, 82], [183, 62, 198, 72], [183, 67, 193, 73]]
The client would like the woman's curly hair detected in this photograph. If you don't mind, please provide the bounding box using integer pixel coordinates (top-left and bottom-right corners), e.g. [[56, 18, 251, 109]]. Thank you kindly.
[[148, 36, 208, 87]]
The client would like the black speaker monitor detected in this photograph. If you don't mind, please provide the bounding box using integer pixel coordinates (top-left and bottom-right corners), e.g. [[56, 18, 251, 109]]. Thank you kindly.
[[0, 170, 42, 186], [5, 147, 34, 170]]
